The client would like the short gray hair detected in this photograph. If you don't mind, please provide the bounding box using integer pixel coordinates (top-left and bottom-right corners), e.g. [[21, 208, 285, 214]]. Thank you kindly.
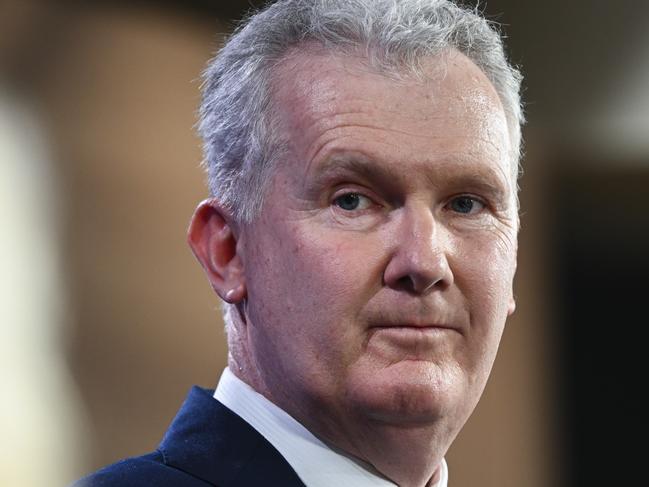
[[198, 0, 524, 224]]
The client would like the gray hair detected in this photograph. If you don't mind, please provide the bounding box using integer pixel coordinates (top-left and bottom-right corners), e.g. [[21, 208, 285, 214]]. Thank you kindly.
[[198, 0, 525, 330], [198, 0, 524, 224]]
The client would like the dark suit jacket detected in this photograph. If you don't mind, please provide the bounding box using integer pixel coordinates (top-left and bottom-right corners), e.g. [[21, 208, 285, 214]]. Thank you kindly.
[[74, 386, 306, 486]]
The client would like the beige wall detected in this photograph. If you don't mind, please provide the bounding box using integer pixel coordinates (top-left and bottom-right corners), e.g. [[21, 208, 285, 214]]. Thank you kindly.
[[40, 5, 230, 470]]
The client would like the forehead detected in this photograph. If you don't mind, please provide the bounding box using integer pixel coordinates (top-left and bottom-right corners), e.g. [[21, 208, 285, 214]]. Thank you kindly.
[[269, 47, 513, 187]]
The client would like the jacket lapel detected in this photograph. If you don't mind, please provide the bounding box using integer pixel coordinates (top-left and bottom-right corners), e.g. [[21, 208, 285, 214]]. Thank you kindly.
[[159, 387, 305, 486]]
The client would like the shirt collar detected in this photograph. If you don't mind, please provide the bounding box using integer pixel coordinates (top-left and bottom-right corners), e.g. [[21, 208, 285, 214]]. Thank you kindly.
[[214, 367, 448, 487]]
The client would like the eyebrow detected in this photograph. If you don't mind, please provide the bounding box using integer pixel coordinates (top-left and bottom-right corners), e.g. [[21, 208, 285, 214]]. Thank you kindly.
[[308, 150, 511, 202], [425, 156, 511, 198], [310, 153, 395, 186]]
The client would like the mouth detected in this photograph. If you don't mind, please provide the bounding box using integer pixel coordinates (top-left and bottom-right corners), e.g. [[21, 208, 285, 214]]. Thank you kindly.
[[365, 324, 460, 359], [367, 323, 461, 342], [369, 323, 459, 333]]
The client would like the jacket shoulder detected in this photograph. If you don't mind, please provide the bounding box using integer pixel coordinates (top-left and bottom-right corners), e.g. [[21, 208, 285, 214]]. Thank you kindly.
[[72, 450, 212, 487]]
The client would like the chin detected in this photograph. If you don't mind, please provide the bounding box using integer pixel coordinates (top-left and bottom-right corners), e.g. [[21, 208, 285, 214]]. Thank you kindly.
[[346, 360, 466, 425]]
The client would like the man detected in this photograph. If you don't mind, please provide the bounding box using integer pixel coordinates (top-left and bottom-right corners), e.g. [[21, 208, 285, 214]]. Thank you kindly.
[[76, 0, 524, 486]]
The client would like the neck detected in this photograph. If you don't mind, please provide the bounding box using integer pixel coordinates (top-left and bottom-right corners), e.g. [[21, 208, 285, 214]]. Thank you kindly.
[[227, 319, 449, 486], [319, 416, 447, 487]]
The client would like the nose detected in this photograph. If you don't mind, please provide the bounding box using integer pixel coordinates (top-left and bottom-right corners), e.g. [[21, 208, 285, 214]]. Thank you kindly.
[[383, 205, 454, 295]]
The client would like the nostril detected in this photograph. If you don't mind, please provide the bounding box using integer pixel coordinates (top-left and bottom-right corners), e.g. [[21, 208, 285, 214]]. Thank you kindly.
[[396, 275, 415, 292], [386, 272, 450, 295], [392, 275, 425, 295]]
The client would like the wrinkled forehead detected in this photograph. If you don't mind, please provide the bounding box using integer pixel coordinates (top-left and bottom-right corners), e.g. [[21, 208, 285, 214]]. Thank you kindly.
[[271, 45, 504, 118], [268, 46, 513, 182]]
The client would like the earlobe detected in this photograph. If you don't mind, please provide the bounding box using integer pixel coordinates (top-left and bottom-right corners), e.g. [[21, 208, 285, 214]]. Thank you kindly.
[[507, 296, 516, 316], [187, 199, 246, 303]]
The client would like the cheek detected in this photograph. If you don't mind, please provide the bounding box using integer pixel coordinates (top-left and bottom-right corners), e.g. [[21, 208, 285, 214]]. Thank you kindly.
[[453, 228, 517, 332], [242, 220, 391, 402], [289, 224, 386, 306], [449, 238, 515, 394], [244, 221, 384, 355]]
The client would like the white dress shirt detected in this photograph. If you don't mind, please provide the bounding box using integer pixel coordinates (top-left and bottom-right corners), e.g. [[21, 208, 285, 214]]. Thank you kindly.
[[214, 367, 448, 487]]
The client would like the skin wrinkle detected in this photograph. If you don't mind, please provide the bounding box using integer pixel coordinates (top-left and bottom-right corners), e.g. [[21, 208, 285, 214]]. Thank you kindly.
[[302, 133, 510, 202], [212, 49, 518, 487], [199, 6, 525, 222], [305, 126, 508, 186], [275, 56, 513, 195], [307, 146, 511, 205], [301, 92, 504, 145]]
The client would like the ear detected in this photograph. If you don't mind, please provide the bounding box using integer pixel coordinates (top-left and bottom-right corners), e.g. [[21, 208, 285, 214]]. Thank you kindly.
[[187, 199, 246, 303]]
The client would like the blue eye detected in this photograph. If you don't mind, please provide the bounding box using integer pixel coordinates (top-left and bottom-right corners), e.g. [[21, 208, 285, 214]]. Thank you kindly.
[[333, 193, 371, 211], [449, 196, 484, 214]]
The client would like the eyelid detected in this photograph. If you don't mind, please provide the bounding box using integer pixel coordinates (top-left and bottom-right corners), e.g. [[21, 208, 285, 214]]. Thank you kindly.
[[445, 194, 488, 214], [330, 184, 377, 204], [328, 185, 385, 220], [451, 192, 487, 204], [332, 191, 373, 210]]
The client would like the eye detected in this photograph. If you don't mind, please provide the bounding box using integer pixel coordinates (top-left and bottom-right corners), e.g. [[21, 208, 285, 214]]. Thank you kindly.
[[333, 192, 372, 211], [447, 196, 485, 215]]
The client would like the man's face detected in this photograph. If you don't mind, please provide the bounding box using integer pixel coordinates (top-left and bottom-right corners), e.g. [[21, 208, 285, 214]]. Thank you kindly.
[[238, 49, 518, 448]]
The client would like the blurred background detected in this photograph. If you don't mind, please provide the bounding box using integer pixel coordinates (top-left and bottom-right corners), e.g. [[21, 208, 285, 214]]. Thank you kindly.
[[1, 1, 646, 486]]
